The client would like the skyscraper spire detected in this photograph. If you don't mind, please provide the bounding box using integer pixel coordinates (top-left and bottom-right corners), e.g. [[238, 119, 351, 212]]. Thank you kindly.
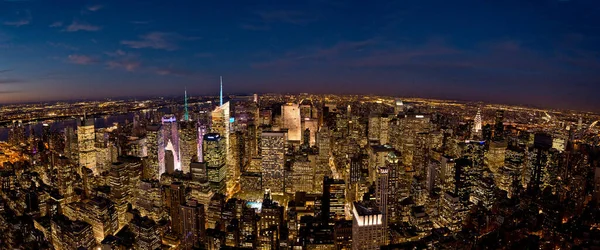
[[220, 76, 223, 106], [473, 107, 482, 133], [184, 87, 189, 121]]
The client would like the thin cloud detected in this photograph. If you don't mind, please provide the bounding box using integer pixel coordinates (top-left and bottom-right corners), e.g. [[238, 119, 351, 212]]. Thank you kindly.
[[67, 54, 97, 65], [49, 21, 63, 27], [0, 78, 23, 84], [104, 49, 127, 57], [87, 5, 103, 11], [3, 19, 30, 27], [121, 32, 198, 51], [64, 21, 101, 32], [47, 42, 78, 51], [155, 68, 193, 77], [3, 9, 32, 27], [0, 69, 13, 73], [105, 49, 140, 72], [106, 60, 141, 72], [252, 38, 381, 69]]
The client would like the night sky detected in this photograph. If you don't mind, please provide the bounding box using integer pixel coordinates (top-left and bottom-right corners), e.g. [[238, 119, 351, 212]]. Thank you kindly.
[[1, 0, 599, 111]]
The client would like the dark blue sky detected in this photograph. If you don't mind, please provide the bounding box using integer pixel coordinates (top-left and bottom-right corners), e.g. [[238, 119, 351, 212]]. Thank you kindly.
[[1, 0, 599, 111]]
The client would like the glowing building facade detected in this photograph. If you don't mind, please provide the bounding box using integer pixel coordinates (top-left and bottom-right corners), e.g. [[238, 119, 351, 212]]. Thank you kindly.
[[261, 131, 287, 194], [204, 133, 226, 193], [282, 103, 301, 141], [352, 202, 383, 250], [78, 118, 97, 175], [179, 121, 197, 173], [211, 102, 232, 193], [146, 124, 162, 180], [159, 115, 181, 177], [473, 108, 482, 136]]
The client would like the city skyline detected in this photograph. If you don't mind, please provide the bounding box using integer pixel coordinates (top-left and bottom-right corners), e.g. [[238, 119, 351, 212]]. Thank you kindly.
[[1, 0, 600, 112], [1, 91, 599, 249]]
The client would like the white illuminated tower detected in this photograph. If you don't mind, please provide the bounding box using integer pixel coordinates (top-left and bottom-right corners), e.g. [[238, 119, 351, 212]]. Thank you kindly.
[[159, 115, 181, 177], [473, 108, 482, 134]]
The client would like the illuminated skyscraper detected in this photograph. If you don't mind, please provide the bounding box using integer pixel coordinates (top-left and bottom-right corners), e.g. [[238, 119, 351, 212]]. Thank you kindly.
[[394, 113, 430, 169], [493, 110, 504, 141], [135, 180, 165, 222], [286, 156, 313, 194], [485, 141, 507, 175], [384, 151, 402, 223], [180, 199, 206, 249], [51, 215, 96, 250], [204, 133, 226, 193], [315, 127, 332, 192], [78, 117, 97, 175], [129, 214, 161, 250], [375, 166, 389, 241], [108, 159, 142, 229], [259, 190, 284, 249], [368, 114, 381, 142], [197, 124, 207, 162], [64, 126, 78, 162], [301, 119, 318, 146], [527, 133, 552, 194], [440, 191, 466, 231], [323, 176, 346, 222], [62, 196, 119, 244], [413, 132, 430, 177], [470, 170, 496, 209], [179, 121, 197, 173], [352, 201, 384, 250], [54, 155, 75, 201], [426, 159, 440, 194], [146, 124, 162, 180], [282, 103, 301, 141], [473, 108, 482, 135], [368, 114, 391, 144], [211, 101, 232, 193], [394, 98, 404, 114], [454, 158, 472, 205], [160, 115, 181, 176], [165, 149, 175, 174], [261, 131, 287, 194], [167, 182, 186, 235]]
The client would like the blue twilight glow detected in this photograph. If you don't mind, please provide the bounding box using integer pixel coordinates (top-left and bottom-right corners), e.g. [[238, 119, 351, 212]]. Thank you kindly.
[[0, 0, 599, 112]]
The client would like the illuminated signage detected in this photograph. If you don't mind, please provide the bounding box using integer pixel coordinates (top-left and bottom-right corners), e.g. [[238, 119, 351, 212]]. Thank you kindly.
[[162, 117, 176, 123]]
